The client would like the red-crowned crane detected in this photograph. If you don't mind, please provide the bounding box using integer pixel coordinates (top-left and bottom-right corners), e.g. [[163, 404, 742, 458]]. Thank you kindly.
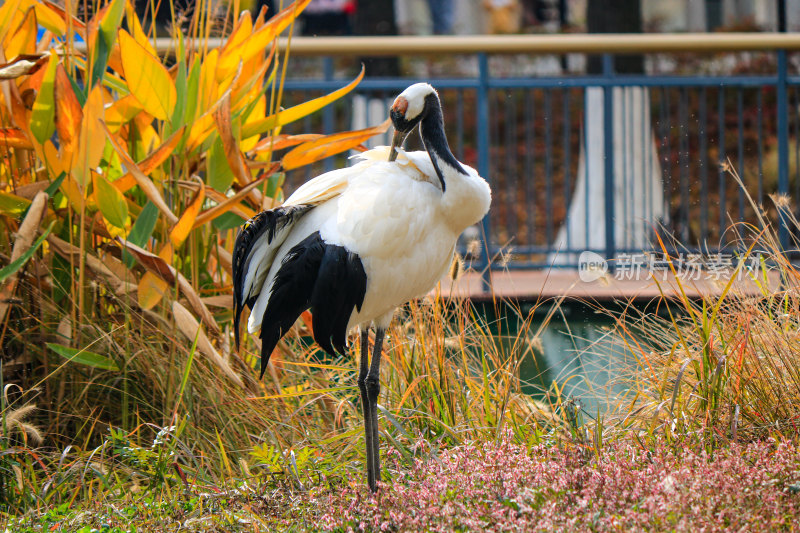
[[232, 83, 491, 492]]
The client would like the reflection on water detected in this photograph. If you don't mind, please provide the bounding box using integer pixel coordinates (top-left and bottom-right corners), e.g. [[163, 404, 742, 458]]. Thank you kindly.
[[481, 302, 647, 413]]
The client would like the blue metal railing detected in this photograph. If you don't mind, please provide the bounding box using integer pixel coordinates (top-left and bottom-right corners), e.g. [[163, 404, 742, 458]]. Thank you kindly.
[[275, 46, 800, 270]]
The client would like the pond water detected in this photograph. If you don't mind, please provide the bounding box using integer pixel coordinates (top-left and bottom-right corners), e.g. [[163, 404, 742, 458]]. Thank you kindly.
[[476, 300, 666, 413], [301, 299, 671, 414]]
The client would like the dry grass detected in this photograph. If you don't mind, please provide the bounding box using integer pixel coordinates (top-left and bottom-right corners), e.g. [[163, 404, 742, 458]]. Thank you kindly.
[[593, 165, 800, 447]]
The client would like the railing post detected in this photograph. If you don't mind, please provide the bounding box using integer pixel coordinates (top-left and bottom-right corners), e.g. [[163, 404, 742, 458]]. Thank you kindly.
[[777, 48, 790, 251], [323, 57, 335, 172], [602, 54, 616, 266], [477, 53, 492, 291]]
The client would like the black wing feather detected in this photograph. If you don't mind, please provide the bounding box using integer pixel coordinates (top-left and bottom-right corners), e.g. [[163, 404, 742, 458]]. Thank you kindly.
[[232, 205, 312, 350], [256, 232, 367, 378], [310, 247, 367, 355], [257, 231, 325, 377]]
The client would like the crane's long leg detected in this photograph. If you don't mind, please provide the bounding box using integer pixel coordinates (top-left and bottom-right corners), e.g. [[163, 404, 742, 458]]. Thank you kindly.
[[357, 328, 376, 491], [365, 328, 385, 492]]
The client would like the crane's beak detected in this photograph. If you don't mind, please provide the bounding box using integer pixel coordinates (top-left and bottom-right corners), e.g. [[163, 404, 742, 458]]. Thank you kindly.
[[388, 96, 409, 162], [388, 129, 405, 162]]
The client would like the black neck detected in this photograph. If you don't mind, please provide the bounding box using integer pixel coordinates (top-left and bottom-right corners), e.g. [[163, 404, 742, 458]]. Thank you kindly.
[[419, 93, 467, 192]]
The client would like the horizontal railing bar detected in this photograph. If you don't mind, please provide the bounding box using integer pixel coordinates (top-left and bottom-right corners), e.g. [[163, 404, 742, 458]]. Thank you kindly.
[[282, 75, 800, 92], [281, 79, 479, 91], [146, 32, 800, 56], [488, 75, 799, 88], [477, 246, 762, 257]]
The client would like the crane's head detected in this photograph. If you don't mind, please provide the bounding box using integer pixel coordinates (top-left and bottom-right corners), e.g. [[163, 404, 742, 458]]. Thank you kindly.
[[388, 83, 439, 162]]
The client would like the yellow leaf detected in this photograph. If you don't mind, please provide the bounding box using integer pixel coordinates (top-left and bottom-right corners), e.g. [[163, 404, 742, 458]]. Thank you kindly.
[[216, 0, 312, 80], [5, 7, 36, 59], [0, 128, 32, 149], [71, 86, 105, 189], [235, 44, 272, 98], [1, 10, 25, 50], [59, 174, 83, 211], [0, 0, 23, 43], [241, 94, 266, 152], [252, 133, 323, 154], [28, 0, 66, 35], [199, 48, 219, 111], [136, 242, 172, 309], [118, 29, 176, 121], [104, 93, 143, 131], [231, 51, 272, 112], [242, 66, 364, 139], [102, 121, 178, 225], [186, 60, 242, 154], [193, 168, 275, 229], [124, 2, 156, 57], [138, 271, 167, 310], [169, 177, 204, 248], [131, 112, 160, 156], [282, 118, 391, 170], [42, 140, 63, 177], [213, 92, 251, 187], [113, 126, 185, 193], [54, 64, 82, 151], [217, 11, 253, 70], [186, 114, 217, 155], [204, 188, 255, 222]]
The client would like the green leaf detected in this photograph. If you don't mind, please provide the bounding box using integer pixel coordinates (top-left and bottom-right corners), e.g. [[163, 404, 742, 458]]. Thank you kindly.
[[123, 201, 158, 267], [208, 136, 234, 192], [0, 192, 31, 218], [265, 172, 285, 199], [92, 0, 125, 87], [174, 328, 198, 412], [211, 211, 245, 232], [51, 253, 71, 303], [67, 70, 86, 106], [44, 172, 67, 198], [90, 30, 111, 89], [47, 343, 120, 371], [128, 201, 158, 246], [177, 59, 201, 154], [30, 53, 58, 144], [169, 31, 187, 134], [99, 0, 125, 45], [93, 172, 128, 229], [0, 222, 54, 284]]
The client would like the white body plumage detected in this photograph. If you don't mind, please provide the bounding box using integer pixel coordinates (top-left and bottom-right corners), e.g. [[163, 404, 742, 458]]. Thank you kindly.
[[248, 146, 490, 334]]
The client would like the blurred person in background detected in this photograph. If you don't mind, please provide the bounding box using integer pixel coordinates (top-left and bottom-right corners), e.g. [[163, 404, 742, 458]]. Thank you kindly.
[[427, 0, 455, 34], [302, 0, 355, 35], [484, 0, 522, 33]]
